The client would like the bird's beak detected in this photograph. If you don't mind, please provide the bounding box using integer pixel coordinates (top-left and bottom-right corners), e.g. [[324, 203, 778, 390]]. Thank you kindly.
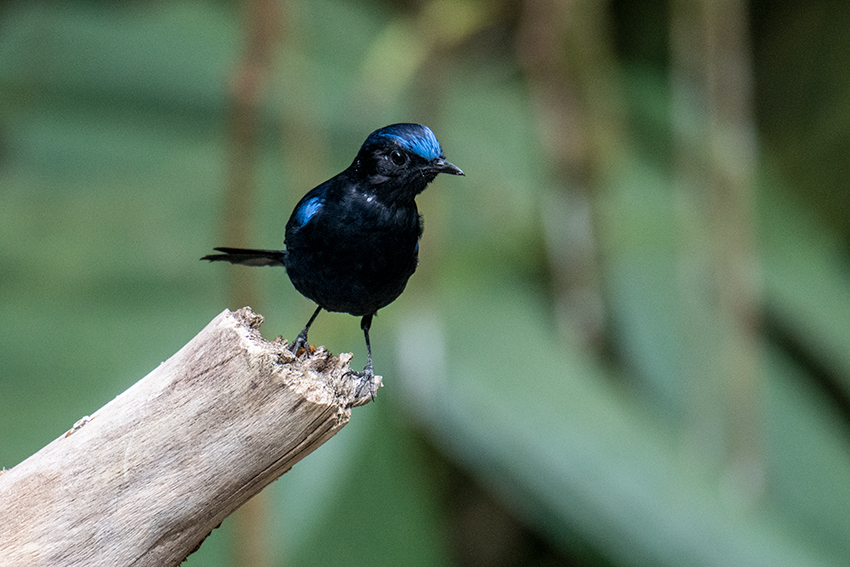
[[431, 157, 464, 176]]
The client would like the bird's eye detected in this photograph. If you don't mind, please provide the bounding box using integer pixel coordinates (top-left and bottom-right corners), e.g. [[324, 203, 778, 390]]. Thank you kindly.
[[389, 150, 406, 166]]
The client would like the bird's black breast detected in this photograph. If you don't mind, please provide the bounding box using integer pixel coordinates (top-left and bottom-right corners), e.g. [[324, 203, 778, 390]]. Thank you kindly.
[[284, 181, 422, 317]]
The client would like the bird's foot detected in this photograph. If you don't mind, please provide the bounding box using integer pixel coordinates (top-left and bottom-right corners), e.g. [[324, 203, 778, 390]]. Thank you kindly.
[[351, 363, 379, 405], [289, 330, 309, 356]]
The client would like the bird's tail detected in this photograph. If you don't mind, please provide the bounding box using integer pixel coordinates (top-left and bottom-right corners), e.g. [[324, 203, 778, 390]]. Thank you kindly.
[[201, 247, 287, 267]]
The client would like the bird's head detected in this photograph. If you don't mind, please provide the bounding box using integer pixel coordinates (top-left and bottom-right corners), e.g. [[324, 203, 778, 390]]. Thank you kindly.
[[353, 123, 464, 204]]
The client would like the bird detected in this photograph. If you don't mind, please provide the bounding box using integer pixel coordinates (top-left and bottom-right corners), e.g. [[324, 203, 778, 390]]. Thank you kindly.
[[203, 123, 463, 397]]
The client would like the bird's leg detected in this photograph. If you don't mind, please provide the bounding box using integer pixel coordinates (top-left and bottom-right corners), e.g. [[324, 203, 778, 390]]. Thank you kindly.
[[290, 305, 322, 356], [354, 314, 377, 400]]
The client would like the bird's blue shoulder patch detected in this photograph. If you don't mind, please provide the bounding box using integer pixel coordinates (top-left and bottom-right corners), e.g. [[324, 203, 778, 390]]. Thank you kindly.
[[375, 124, 442, 161], [294, 195, 323, 227]]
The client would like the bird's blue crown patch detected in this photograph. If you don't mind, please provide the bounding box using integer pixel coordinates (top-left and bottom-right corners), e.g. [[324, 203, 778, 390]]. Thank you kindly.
[[373, 124, 442, 161]]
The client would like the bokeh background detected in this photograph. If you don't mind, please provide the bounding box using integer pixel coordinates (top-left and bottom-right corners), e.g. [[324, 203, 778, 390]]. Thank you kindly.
[[2, 1, 850, 565]]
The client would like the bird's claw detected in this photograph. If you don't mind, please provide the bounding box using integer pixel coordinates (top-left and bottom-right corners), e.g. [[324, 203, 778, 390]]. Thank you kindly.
[[289, 331, 309, 356], [352, 364, 378, 404]]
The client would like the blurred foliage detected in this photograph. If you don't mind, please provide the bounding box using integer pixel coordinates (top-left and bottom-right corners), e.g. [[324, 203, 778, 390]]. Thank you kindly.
[[2, 1, 850, 566]]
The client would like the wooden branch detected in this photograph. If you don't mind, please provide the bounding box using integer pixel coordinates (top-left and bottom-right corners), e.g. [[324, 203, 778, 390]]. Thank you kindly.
[[0, 307, 378, 567]]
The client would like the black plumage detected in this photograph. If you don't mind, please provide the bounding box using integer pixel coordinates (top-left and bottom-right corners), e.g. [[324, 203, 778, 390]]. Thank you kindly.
[[203, 123, 463, 396]]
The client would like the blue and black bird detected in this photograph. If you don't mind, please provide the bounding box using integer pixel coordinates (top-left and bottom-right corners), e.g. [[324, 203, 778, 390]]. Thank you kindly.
[[203, 123, 463, 395]]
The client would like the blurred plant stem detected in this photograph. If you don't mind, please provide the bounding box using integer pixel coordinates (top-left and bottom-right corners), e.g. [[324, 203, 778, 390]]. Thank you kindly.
[[517, 0, 627, 352], [224, 0, 284, 565], [223, 0, 283, 312], [670, 0, 763, 501]]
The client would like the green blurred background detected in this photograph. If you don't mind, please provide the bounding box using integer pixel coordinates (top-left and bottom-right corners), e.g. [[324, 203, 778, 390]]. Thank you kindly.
[[2, 1, 850, 565]]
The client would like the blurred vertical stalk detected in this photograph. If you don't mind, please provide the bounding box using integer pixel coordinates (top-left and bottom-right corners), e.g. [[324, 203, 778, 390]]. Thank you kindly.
[[670, 0, 763, 501], [224, 0, 282, 311], [517, 0, 627, 352], [223, 0, 283, 565]]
